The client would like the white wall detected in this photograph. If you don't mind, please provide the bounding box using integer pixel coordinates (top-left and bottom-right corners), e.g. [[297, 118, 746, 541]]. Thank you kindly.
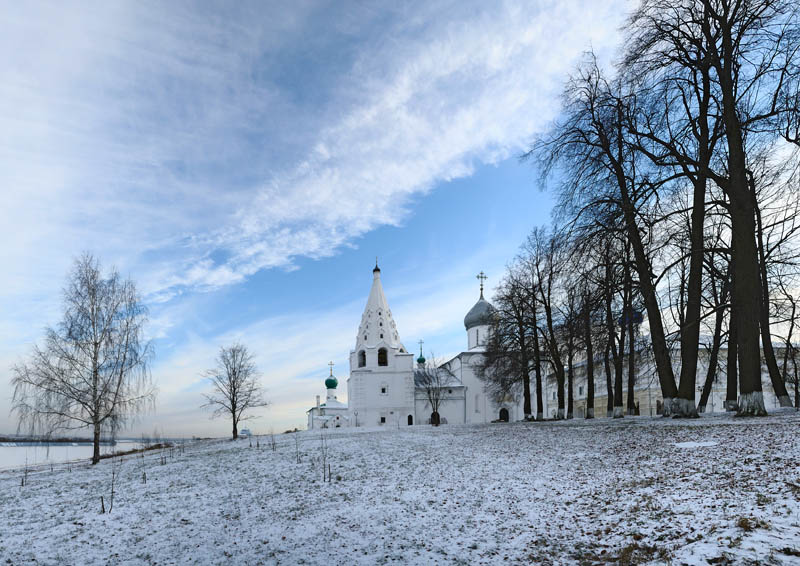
[[348, 343, 415, 427]]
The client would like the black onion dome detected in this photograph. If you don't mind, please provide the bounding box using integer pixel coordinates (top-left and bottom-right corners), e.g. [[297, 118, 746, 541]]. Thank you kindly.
[[464, 298, 496, 330]]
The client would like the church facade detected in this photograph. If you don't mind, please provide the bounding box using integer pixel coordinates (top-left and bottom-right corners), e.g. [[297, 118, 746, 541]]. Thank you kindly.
[[306, 263, 536, 428]]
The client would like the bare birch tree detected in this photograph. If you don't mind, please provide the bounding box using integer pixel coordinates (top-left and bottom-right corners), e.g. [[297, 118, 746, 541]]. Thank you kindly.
[[202, 343, 269, 439], [11, 253, 155, 464]]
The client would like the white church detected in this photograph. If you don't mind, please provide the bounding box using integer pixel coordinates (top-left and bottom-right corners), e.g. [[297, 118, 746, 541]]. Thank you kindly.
[[307, 263, 532, 428]]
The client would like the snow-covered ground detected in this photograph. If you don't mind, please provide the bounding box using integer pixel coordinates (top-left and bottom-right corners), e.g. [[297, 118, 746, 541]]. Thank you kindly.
[[1, 413, 799, 565]]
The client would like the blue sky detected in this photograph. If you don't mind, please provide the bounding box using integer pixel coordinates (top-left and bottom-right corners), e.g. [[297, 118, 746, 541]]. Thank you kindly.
[[0, 0, 629, 436]]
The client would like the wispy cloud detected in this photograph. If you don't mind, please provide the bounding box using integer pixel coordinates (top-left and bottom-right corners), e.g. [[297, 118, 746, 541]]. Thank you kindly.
[[155, 1, 627, 295], [0, 0, 628, 434]]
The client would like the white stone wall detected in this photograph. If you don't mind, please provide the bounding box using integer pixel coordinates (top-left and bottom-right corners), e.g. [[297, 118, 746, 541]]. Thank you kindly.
[[467, 323, 491, 350], [414, 387, 466, 425], [347, 346, 415, 427]]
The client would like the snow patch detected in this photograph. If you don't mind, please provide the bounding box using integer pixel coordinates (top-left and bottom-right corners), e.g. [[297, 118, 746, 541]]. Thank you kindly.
[[674, 440, 719, 449]]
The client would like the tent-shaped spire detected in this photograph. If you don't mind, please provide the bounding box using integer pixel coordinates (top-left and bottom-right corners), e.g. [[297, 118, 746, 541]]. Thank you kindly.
[[355, 263, 404, 351]]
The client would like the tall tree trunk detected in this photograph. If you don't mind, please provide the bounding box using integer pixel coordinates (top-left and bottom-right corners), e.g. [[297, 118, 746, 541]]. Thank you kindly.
[[614, 174, 678, 413], [675, 55, 713, 417], [753, 190, 793, 407], [613, 323, 625, 418], [675, 179, 707, 417], [794, 352, 799, 411], [627, 315, 636, 416], [698, 300, 725, 412], [567, 343, 574, 419], [533, 322, 544, 421], [603, 263, 619, 418], [713, 14, 766, 416], [781, 301, 796, 390], [726, 303, 739, 411], [541, 285, 566, 420], [520, 322, 532, 419], [603, 102, 678, 412], [604, 341, 614, 418], [585, 303, 595, 419]]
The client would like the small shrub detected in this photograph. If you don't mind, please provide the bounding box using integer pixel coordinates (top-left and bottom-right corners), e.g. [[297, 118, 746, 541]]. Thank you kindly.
[[736, 516, 770, 531]]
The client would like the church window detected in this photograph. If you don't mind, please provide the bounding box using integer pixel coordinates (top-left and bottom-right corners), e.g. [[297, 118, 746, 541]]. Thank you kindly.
[[364, 335, 367, 341], [358, 350, 366, 368], [579, 386, 584, 396], [378, 348, 388, 366], [379, 321, 383, 326], [475, 394, 480, 412], [380, 416, 386, 424], [448, 389, 452, 394], [380, 333, 384, 339], [380, 386, 387, 395], [552, 391, 556, 400]]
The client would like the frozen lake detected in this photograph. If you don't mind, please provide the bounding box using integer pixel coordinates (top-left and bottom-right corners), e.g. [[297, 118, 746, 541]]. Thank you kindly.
[[0, 441, 144, 470]]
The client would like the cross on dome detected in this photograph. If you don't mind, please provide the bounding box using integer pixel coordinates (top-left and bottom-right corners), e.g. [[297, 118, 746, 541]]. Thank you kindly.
[[476, 271, 488, 299], [325, 361, 338, 390]]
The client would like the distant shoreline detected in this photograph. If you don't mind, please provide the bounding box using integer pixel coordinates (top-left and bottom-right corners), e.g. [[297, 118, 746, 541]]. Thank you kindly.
[[0, 437, 118, 446]]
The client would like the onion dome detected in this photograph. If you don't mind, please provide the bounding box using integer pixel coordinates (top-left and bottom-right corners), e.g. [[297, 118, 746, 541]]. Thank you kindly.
[[417, 354, 426, 365], [464, 297, 495, 330], [465, 271, 495, 329], [325, 362, 338, 389]]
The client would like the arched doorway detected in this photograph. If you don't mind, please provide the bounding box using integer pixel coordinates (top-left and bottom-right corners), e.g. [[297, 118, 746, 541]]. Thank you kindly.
[[430, 411, 440, 426], [407, 415, 413, 426], [499, 408, 509, 422]]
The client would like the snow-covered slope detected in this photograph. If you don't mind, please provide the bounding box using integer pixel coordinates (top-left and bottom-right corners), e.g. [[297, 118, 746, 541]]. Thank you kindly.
[[1, 414, 799, 565]]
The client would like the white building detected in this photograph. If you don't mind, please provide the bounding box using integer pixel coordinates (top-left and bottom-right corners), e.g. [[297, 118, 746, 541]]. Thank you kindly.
[[303, 263, 537, 427], [306, 366, 349, 429], [346, 263, 416, 427]]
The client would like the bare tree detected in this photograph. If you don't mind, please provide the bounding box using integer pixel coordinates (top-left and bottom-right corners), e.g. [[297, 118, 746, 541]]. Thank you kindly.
[[531, 54, 680, 414], [477, 264, 536, 420], [11, 253, 155, 465], [202, 343, 269, 439], [628, 0, 800, 415], [415, 356, 456, 426]]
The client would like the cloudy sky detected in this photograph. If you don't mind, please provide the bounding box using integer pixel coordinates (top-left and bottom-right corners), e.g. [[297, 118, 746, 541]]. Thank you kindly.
[[0, 0, 629, 437]]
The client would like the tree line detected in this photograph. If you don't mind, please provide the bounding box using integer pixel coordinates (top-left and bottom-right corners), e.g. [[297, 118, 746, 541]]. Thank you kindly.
[[479, 0, 800, 419]]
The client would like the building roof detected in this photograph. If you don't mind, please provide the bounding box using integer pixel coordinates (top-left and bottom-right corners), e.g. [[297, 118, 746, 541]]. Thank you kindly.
[[413, 368, 463, 388], [464, 297, 496, 330], [355, 264, 405, 351]]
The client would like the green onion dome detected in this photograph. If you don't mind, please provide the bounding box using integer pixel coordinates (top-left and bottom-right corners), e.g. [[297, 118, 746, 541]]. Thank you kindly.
[[325, 376, 338, 389]]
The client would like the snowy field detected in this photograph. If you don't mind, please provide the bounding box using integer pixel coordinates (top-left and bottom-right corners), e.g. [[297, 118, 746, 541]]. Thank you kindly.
[[1, 414, 799, 565]]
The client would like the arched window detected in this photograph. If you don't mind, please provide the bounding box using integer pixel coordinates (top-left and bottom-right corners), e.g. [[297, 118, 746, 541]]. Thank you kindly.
[[358, 350, 366, 368], [378, 347, 388, 366], [407, 415, 413, 426]]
